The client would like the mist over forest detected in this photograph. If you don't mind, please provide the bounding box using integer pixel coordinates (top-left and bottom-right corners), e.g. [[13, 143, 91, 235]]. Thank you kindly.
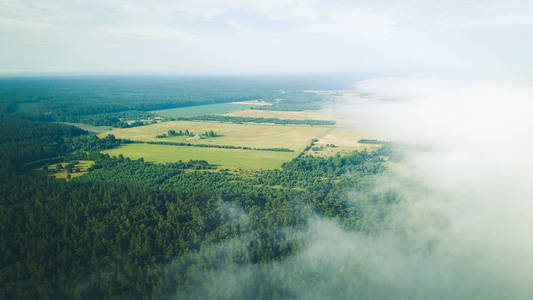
[[2, 0, 533, 299]]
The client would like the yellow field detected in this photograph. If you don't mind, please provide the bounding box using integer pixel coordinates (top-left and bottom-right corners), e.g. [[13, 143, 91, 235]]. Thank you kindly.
[[99, 121, 334, 152], [102, 144, 296, 169], [97, 107, 382, 168]]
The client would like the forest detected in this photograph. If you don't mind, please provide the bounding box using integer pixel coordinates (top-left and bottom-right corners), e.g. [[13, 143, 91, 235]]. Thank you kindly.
[[0, 76, 350, 125], [0, 76, 400, 299]]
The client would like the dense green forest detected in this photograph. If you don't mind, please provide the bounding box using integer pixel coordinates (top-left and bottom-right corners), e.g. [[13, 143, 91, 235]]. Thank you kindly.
[[0, 75, 402, 299], [0, 76, 351, 126], [171, 115, 336, 126], [0, 113, 401, 299]]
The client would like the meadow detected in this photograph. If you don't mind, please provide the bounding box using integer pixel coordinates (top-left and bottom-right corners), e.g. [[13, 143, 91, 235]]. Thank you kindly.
[[152, 103, 254, 118], [102, 143, 296, 169], [99, 120, 334, 151]]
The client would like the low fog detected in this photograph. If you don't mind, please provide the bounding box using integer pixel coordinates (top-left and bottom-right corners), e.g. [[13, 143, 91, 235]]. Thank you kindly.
[[160, 77, 533, 300], [328, 77, 533, 299]]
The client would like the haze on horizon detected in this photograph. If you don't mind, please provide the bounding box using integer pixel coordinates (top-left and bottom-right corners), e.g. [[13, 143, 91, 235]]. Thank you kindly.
[[2, 0, 533, 76], [3, 2, 533, 299]]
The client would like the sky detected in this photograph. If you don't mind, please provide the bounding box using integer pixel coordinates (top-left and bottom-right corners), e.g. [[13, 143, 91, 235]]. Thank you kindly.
[[2, 0, 533, 74]]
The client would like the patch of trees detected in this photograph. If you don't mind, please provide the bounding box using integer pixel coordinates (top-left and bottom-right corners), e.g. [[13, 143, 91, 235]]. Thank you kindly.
[[358, 139, 383, 144], [0, 118, 127, 171], [172, 115, 336, 126], [137, 140, 294, 152], [251, 90, 327, 111], [77, 111, 155, 128], [0, 117, 86, 170], [156, 129, 219, 139]]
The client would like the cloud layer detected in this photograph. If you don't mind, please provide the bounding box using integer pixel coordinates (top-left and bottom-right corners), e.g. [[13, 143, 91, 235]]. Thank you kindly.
[[2, 0, 533, 74]]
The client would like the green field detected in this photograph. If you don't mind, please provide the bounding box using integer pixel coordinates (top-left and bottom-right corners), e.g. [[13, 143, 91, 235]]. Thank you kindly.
[[61, 122, 115, 133], [16, 102, 40, 115], [102, 144, 296, 169], [99, 120, 333, 151], [152, 103, 253, 118]]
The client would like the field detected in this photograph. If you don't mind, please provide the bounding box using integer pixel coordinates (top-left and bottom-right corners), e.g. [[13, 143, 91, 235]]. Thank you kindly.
[[152, 103, 254, 118], [99, 101, 382, 168], [46, 160, 95, 180], [98, 117, 381, 167], [102, 144, 296, 169], [61, 122, 115, 133], [99, 121, 334, 151]]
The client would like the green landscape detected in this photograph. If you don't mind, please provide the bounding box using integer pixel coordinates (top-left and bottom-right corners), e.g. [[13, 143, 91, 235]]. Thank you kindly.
[[3, 1, 531, 299], [102, 143, 296, 169], [0, 76, 400, 299]]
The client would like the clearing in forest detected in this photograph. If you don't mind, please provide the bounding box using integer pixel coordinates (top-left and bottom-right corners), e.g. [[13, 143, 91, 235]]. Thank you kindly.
[[99, 120, 334, 152], [102, 143, 296, 169], [45, 160, 95, 180]]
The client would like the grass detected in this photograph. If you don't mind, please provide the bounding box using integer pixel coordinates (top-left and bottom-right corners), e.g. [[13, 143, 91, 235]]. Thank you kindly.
[[60, 122, 115, 133], [152, 103, 254, 118], [98, 111, 382, 166], [99, 121, 334, 152], [102, 144, 296, 169], [46, 160, 95, 180]]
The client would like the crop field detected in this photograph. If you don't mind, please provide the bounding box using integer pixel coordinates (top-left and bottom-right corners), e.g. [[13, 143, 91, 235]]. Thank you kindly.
[[102, 143, 296, 169], [99, 121, 334, 151], [152, 103, 254, 118]]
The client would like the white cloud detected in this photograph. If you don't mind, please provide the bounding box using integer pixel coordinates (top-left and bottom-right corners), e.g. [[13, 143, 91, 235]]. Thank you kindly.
[[1, 0, 533, 73]]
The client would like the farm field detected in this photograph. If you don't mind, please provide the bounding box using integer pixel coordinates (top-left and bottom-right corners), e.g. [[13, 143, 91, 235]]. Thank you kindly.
[[152, 103, 254, 118], [102, 143, 296, 169], [99, 121, 334, 151]]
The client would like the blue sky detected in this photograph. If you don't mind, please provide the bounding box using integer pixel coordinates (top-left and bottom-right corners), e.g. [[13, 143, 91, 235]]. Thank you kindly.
[[1, 0, 533, 74]]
